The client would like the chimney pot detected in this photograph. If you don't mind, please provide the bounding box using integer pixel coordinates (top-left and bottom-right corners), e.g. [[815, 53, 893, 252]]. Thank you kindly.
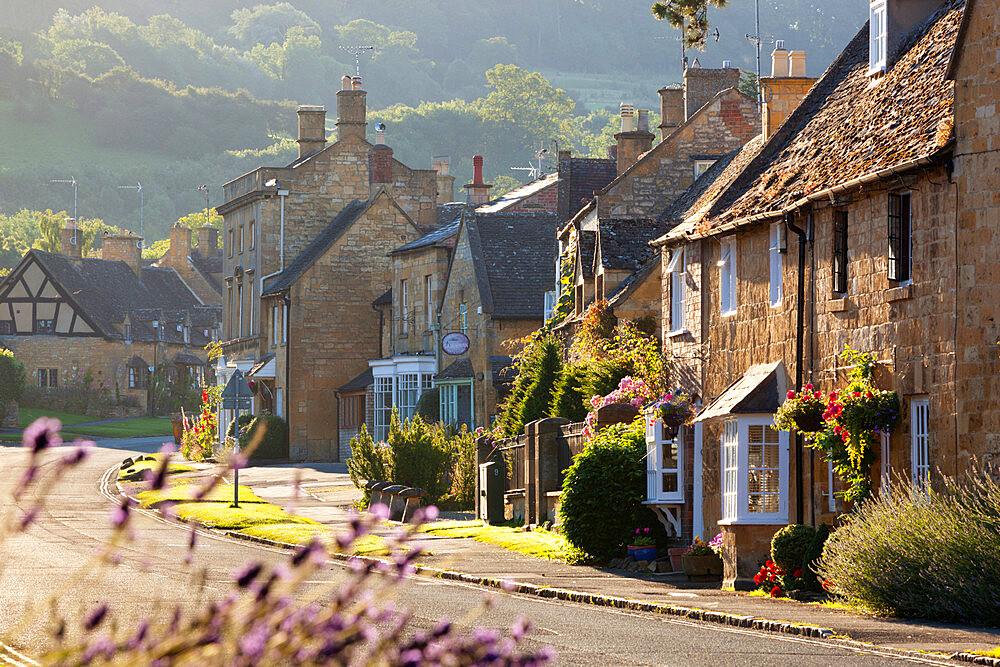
[[722, 60, 733, 68], [465, 155, 493, 205], [351, 75, 363, 90], [619, 103, 635, 132], [636, 109, 650, 133], [775, 39, 785, 50], [341, 75, 352, 90], [472, 155, 484, 184]]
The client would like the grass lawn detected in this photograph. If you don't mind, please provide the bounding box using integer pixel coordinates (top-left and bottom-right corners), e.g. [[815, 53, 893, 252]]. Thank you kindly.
[[18, 408, 93, 428], [137, 480, 265, 508], [118, 458, 195, 482], [170, 501, 317, 530], [63, 417, 174, 439], [421, 520, 574, 560]]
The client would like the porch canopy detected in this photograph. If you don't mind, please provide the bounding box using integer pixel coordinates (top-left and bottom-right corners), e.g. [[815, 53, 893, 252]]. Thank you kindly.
[[694, 361, 788, 422], [248, 353, 276, 379]]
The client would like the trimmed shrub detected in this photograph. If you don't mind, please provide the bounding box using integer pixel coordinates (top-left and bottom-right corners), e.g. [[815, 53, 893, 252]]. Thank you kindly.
[[416, 386, 439, 423], [386, 411, 452, 502], [800, 523, 831, 590], [559, 419, 660, 561], [770, 524, 816, 576], [347, 424, 390, 502], [517, 334, 562, 429], [0, 349, 26, 405], [549, 363, 590, 422], [240, 414, 288, 460], [817, 465, 1000, 624]]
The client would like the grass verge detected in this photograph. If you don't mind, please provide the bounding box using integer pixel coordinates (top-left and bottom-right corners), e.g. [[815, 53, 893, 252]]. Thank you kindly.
[[137, 480, 265, 507], [970, 648, 1000, 659], [118, 458, 195, 482], [63, 417, 174, 439], [18, 408, 94, 427], [420, 520, 573, 560], [171, 501, 317, 530]]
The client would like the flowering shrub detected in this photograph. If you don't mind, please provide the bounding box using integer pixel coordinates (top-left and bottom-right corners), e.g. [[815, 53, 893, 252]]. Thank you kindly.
[[180, 388, 219, 461], [774, 384, 826, 434], [10, 418, 553, 664], [582, 376, 654, 439], [753, 560, 798, 597], [0, 348, 26, 406]]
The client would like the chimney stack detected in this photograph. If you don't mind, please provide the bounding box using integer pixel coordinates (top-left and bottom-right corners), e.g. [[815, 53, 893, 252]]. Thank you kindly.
[[296, 105, 326, 158], [370, 135, 394, 185], [683, 62, 741, 120], [336, 74, 367, 143], [761, 43, 817, 141], [198, 224, 218, 257], [464, 155, 493, 206], [60, 218, 81, 259], [657, 87, 684, 140], [169, 225, 191, 266], [102, 233, 143, 275], [433, 156, 455, 204], [615, 103, 654, 175]]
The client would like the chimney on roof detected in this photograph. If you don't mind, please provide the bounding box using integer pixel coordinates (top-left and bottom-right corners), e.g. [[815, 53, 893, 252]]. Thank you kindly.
[[197, 224, 218, 257], [683, 62, 741, 120], [464, 155, 493, 205], [657, 87, 684, 140], [296, 105, 326, 158], [169, 225, 191, 267], [336, 74, 367, 143], [615, 103, 654, 175], [370, 127, 393, 184], [761, 43, 817, 141], [102, 233, 143, 276], [433, 156, 455, 204], [60, 218, 81, 259]]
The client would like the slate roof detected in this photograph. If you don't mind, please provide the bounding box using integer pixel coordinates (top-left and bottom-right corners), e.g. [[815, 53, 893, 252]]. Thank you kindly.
[[436, 202, 468, 227], [476, 173, 558, 213], [372, 289, 392, 307], [607, 255, 660, 307], [666, 0, 962, 241], [558, 157, 618, 223], [338, 367, 374, 393], [595, 218, 665, 273], [189, 249, 223, 294], [435, 358, 473, 380], [26, 250, 214, 342], [392, 218, 461, 254], [465, 211, 559, 319], [262, 200, 369, 295], [578, 230, 597, 280], [695, 361, 788, 422], [173, 352, 205, 366]]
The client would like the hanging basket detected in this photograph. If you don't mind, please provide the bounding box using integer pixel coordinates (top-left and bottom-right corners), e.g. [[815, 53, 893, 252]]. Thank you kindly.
[[793, 408, 825, 434]]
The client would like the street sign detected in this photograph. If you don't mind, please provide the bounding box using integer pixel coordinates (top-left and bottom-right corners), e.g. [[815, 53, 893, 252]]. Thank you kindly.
[[221, 369, 253, 409], [441, 332, 470, 355]]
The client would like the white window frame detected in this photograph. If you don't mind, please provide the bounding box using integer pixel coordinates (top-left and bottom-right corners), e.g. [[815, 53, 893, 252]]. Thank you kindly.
[[425, 275, 434, 329], [668, 248, 686, 332], [543, 291, 556, 321], [396, 373, 420, 421], [373, 376, 393, 441], [719, 415, 789, 525], [272, 305, 279, 347], [719, 238, 737, 316], [869, 0, 887, 73], [645, 418, 684, 503], [694, 159, 716, 179], [282, 304, 288, 344], [910, 398, 930, 488], [400, 279, 409, 335], [128, 367, 137, 389], [769, 223, 783, 307], [879, 431, 891, 497], [440, 384, 457, 424], [459, 303, 468, 334], [827, 459, 837, 512]]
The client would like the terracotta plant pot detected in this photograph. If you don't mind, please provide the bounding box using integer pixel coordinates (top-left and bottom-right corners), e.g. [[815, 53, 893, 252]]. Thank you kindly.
[[681, 553, 723, 578], [627, 545, 657, 562], [667, 547, 687, 571]]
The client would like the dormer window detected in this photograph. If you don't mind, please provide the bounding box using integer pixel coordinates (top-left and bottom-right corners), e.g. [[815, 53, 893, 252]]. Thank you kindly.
[[869, 1, 887, 73]]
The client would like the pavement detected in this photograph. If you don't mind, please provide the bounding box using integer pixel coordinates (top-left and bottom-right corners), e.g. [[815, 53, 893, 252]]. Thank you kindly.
[[1, 436, 964, 666], [158, 456, 1000, 657]]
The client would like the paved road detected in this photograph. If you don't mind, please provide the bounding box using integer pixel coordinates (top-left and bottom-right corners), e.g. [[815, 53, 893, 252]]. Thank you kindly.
[[0, 438, 957, 665]]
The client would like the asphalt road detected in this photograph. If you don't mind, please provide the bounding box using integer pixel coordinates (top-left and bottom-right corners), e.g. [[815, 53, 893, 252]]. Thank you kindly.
[[0, 437, 957, 665]]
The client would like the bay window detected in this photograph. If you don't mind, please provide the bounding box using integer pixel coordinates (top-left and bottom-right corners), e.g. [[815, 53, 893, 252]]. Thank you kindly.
[[720, 416, 789, 523], [373, 376, 393, 442], [645, 418, 684, 503]]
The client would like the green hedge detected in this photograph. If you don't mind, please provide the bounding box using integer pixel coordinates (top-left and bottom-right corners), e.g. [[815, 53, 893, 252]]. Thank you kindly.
[[237, 414, 288, 460]]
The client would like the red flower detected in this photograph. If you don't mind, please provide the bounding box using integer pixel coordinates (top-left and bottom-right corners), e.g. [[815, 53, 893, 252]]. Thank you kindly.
[[793, 569, 803, 578], [786, 390, 796, 399], [804, 383, 813, 391], [770, 586, 782, 598], [754, 572, 764, 586]]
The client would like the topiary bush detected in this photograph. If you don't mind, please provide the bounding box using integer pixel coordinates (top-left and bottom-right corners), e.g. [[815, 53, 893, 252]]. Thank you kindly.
[[239, 414, 288, 460], [770, 524, 817, 576], [559, 418, 660, 561], [817, 464, 1000, 624], [549, 363, 590, 422]]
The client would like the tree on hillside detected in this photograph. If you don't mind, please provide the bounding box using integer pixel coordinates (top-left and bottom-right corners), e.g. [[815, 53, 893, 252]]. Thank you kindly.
[[228, 3, 320, 45], [651, 0, 729, 48], [477, 65, 576, 147]]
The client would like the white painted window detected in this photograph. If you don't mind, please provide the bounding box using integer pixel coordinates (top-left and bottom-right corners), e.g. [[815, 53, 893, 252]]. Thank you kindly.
[[237, 283, 244, 338], [879, 431, 891, 497], [543, 291, 556, 321], [425, 275, 434, 329], [459, 303, 468, 334], [272, 305, 279, 346], [282, 304, 288, 344], [911, 398, 930, 488], [870, 1, 887, 73], [769, 223, 783, 306], [719, 238, 737, 316], [645, 418, 684, 503], [275, 388, 283, 418], [720, 416, 789, 524], [440, 384, 457, 424], [827, 459, 837, 512], [694, 160, 716, 178], [396, 373, 420, 421], [668, 248, 685, 331], [373, 376, 393, 441], [400, 279, 408, 334], [722, 420, 739, 521]]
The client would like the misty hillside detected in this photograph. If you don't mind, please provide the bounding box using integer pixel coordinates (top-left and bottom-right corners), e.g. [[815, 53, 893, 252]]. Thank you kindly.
[[0, 0, 866, 250]]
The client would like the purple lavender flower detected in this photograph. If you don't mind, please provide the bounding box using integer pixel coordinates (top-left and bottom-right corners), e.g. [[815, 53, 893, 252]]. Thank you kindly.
[[126, 620, 148, 650], [233, 562, 263, 589], [19, 506, 39, 531], [22, 417, 62, 453], [111, 498, 131, 529], [83, 604, 108, 630], [61, 439, 93, 466]]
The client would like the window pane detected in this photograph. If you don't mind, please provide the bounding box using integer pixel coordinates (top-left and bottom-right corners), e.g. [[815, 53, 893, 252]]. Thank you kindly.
[[661, 441, 677, 469], [662, 472, 678, 493]]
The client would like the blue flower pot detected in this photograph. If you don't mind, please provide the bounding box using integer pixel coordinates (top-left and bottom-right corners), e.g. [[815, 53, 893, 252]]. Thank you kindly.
[[627, 545, 657, 561]]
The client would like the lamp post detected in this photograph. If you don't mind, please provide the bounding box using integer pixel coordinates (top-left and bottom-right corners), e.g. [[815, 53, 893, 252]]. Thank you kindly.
[[50, 177, 78, 245], [117, 182, 143, 248]]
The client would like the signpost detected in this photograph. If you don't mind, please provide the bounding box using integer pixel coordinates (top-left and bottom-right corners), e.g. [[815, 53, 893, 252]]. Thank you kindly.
[[441, 332, 470, 356], [221, 370, 253, 508]]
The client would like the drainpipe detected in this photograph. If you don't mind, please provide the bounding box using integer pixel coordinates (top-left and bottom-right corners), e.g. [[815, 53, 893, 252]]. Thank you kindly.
[[282, 291, 291, 451], [372, 302, 384, 358], [785, 211, 808, 525], [334, 390, 342, 462]]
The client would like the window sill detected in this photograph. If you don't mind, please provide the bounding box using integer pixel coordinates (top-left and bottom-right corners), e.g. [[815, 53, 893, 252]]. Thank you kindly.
[[886, 283, 912, 302], [718, 516, 789, 526], [826, 297, 850, 313], [666, 328, 690, 339], [769, 301, 782, 309], [721, 309, 737, 318]]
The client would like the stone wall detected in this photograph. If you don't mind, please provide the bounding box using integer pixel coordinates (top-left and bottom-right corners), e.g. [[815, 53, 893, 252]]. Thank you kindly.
[[391, 244, 453, 356]]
